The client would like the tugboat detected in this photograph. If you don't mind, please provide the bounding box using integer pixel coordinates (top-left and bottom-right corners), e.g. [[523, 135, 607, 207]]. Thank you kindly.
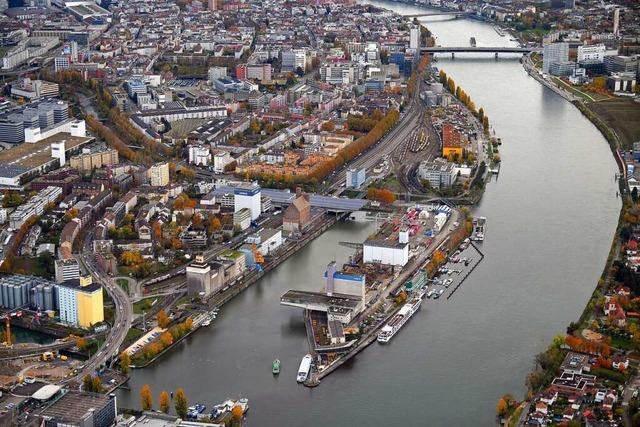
[[272, 359, 281, 375]]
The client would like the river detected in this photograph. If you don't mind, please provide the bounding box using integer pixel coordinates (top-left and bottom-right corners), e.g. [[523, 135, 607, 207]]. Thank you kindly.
[[116, 3, 621, 425]]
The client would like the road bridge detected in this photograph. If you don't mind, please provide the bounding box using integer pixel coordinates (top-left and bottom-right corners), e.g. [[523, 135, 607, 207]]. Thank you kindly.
[[421, 46, 541, 58], [404, 11, 467, 18]]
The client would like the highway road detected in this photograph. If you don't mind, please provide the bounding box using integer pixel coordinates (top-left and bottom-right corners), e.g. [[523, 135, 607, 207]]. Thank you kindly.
[[63, 233, 133, 385]]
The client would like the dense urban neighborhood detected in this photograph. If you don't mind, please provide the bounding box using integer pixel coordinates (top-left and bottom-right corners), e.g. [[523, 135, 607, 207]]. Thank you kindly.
[[0, 0, 635, 425]]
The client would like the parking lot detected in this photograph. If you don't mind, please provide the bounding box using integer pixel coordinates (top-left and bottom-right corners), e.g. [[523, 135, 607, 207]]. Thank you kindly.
[[424, 242, 484, 301]]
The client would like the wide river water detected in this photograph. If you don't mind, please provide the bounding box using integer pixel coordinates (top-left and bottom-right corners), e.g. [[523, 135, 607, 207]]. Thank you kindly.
[[117, 3, 621, 425]]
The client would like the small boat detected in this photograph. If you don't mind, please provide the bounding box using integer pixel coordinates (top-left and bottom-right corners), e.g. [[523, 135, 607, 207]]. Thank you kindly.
[[297, 354, 312, 383], [272, 359, 281, 375]]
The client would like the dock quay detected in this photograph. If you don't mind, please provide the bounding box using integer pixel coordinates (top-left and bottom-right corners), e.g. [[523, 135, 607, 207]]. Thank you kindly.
[[446, 243, 484, 300], [210, 215, 339, 308], [296, 206, 466, 387], [127, 215, 342, 369]]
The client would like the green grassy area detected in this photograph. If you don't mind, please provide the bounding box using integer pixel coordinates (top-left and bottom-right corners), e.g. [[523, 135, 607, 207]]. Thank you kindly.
[[609, 334, 635, 351], [133, 297, 157, 314], [508, 405, 524, 427], [586, 98, 640, 149], [125, 328, 144, 345], [116, 279, 130, 295], [552, 78, 610, 102], [11, 256, 54, 279]]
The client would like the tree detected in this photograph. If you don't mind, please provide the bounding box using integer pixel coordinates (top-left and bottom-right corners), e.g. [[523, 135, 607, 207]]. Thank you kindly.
[[231, 404, 244, 423], [159, 391, 170, 414], [207, 216, 222, 235], [320, 121, 335, 132], [92, 376, 103, 393], [121, 251, 144, 266], [119, 352, 131, 375], [157, 309, 170, 328], [160, 331, 173, 347], [174, 388, 188, 419], [75, 336, 87, 350], [140, 384, 153, 411], [496, 398, 508, 417], [82, 374, 93, 392]]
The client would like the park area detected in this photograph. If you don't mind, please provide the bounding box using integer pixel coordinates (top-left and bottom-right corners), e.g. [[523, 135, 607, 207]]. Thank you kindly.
[[585, 98, 640, 149]]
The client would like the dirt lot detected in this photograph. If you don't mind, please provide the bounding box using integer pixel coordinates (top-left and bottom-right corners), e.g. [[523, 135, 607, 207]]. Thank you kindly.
[[587, 98, 640, 149]]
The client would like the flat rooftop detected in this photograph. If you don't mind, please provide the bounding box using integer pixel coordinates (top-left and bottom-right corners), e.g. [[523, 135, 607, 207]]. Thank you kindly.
[[0, 133, 93, 171], [281, 290, 362, 310], [40, 390, 113, 422], [364, 238, 408, 249]]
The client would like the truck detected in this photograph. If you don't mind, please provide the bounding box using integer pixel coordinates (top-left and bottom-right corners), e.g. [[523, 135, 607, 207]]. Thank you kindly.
[[41, 352, 54, 361]]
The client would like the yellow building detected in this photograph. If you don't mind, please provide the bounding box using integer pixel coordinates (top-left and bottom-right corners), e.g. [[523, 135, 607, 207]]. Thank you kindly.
[[57, 276, 104, 328], [148, 162, 170, 187], [70, 149, 119, 172]]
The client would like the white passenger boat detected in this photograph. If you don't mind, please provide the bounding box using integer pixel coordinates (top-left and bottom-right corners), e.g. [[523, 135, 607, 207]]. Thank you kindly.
[[377, 297, 423, 343]]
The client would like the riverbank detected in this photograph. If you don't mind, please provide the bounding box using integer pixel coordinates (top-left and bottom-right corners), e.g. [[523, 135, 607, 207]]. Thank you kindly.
[[125, 214, 340, 369], [508, 44, 640, 427]]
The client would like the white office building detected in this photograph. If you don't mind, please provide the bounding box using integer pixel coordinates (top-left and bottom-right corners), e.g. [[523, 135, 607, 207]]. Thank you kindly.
[[410, 27, 420, 51], [542, 42, 569, 74], [54, 258, 80, 284], [234, 183, 261, 221], [577, 44, 605, 63]]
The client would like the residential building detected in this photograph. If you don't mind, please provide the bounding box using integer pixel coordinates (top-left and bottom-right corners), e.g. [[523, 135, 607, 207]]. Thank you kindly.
[[69, 149, 118, 172], [54, 258, 80, 284], [233, 207, 252, 231], [11, 78, 59, 100], [188, 145, 211, 166], [9, 186, 62, 230], [148, 162, 169, 187], [410, 27, 420, 51], [208, 66, 227, 82], [57, 276, 104, 328], [208, 0, 222, 11]]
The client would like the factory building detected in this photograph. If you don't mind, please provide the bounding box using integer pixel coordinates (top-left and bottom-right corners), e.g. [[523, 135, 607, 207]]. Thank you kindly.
[[0, 275, 56, 310]]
